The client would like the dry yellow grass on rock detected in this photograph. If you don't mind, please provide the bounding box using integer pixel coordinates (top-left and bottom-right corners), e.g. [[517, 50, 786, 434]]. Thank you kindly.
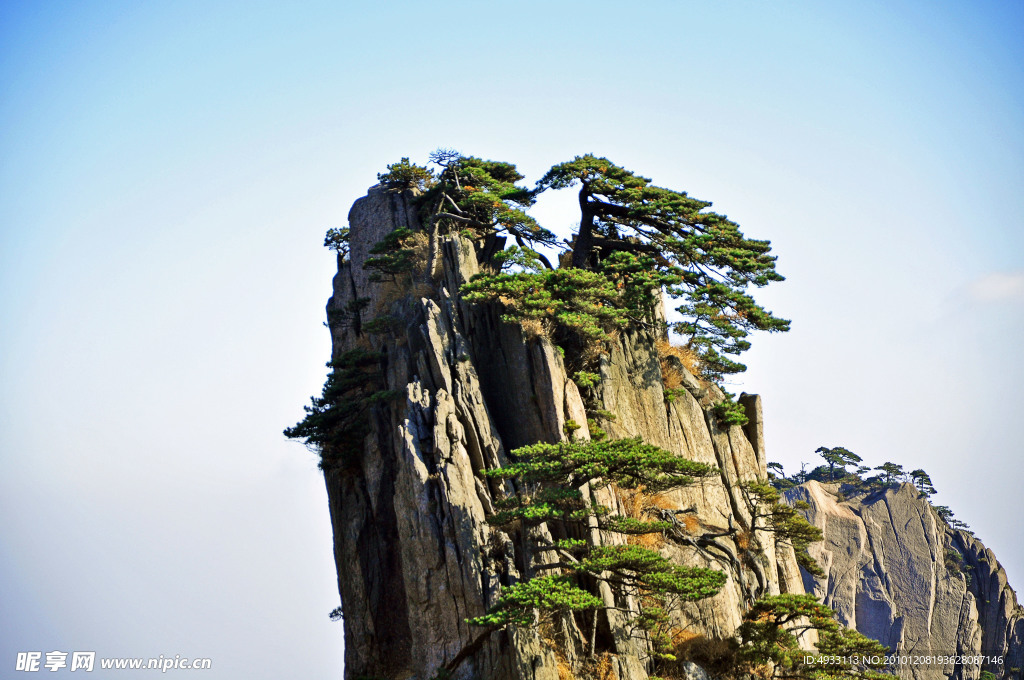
[[615, 484, 678, 549], [655, 340, 704, 391]]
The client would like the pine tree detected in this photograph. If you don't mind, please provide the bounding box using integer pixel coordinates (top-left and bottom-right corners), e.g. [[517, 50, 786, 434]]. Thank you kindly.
[[536, 155, 790, 380], [461, 265, 632, 344], [816, 446, 863, 482], [742, 481, 825, 578], [737, 594, 891, 679], [875, 462, 904, 486], [468, 438, 726, 659], [283, 350, 398, 470], [933, 505, 954, 523], [420, 150, 560, 262], [909, 469, 937, 499], [377, 157, 436, 191]]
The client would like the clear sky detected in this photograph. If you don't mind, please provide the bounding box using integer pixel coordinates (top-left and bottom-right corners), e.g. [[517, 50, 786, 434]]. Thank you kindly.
[[1, 1, 1021, 677]]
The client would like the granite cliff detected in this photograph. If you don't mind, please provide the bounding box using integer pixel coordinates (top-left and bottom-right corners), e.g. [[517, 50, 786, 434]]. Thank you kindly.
[[318, 186, 806, 680], [786, 481, 1024, 680]]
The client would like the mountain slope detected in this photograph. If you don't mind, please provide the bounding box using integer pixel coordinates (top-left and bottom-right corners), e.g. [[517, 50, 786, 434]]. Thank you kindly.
[[787, 481, 1023, 680]]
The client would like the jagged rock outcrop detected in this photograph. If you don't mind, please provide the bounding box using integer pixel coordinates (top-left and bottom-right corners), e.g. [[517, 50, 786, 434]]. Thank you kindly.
[[787, 481, 1024, 680], [320, 187, 807, 680]]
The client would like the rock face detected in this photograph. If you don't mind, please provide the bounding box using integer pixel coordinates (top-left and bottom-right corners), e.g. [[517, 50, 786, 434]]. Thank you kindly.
[[787, 481, 1024, 680], [320, 187, 807, 680]]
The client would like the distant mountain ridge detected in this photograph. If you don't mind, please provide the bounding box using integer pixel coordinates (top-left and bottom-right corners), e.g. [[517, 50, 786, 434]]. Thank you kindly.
[[786, 480, 1023, 680]]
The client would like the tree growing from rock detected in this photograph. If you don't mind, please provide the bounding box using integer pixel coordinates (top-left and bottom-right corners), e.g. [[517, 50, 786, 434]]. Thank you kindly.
[[443, 151, 789, 383], [875, 462, 904, 486], [741, 481, 825, 578], [909, 469, 937, 499], [816, 446, 863, 482], [461, 264, 636, 344], [420, 150, 560, 264], [933, 505, 954, 523], [767, 461, 796, 490], [535, 155, 790, 380], [736, 594, 891, 680], [283, 350, 399, 471], [466, 437, 726, 661], [377, 157, 436, 191]]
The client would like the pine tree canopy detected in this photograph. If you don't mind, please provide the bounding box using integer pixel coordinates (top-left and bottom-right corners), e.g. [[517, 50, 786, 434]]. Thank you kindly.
[[482, 438, 717, 529], [536, 154, 790, 379], [876, 462, 904, 485], [575, 544, 727, 600], [470, 436, 726, 638], [461, 266, 629, 343], [738, 594, 891, 680], [469, 575, 605, 628], [743, 481, 826, 578], [910, 469, 937, 498], [397, 150, 792, 380], [422, 151, 559, 258], [484, 437, 718, 494], [816, 446, 863, 481], [283, 350, 387, 469]]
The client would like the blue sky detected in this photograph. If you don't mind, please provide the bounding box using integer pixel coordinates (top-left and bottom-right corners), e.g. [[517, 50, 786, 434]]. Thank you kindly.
[[2, 1, 1022, 677]]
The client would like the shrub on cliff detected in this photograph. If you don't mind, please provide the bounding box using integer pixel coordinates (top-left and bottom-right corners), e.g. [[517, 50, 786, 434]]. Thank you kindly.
[[283, 350, 398, 470], [377, 157, 435, 191], [462, 249, 685, 350], [461, 265, 629, 344], [363, 227, 429, 282]]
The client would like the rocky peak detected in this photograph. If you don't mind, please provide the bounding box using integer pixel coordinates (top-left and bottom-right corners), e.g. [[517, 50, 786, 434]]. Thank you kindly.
[[318, 186, 807, 679]]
